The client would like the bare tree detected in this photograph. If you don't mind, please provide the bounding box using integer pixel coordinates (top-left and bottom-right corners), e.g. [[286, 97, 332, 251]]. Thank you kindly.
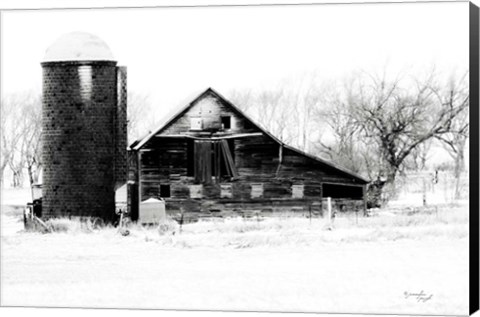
[[229, 86, 294, 143], [257, 89, 292, 142], [0, 95, 21, 186], [433, 73, 469, 199], [228, 76, 324, 151], [1, 92, 42, 188], [227, 88, 256, 114], [229, 69, 468, 207], [127, 92, 156, 142], [22, 95, 43, 189], [344, 70, 468, 203], [288, 75, 325, 152], [314, 79, 367, 174], [405, 139, 433, 172]]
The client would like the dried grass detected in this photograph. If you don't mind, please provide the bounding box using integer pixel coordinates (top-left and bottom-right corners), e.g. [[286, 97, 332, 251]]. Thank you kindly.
[[142, 203, 468, 248], [39, 203, 468, 248], [45, 217, 110, 233]]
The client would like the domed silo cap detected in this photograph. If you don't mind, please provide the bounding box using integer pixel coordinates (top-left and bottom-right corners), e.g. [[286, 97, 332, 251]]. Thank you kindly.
[[43, 32, 116, 64]]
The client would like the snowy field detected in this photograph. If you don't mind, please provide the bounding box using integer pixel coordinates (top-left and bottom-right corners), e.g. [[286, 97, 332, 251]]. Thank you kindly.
[[0, 189, 470, 315]]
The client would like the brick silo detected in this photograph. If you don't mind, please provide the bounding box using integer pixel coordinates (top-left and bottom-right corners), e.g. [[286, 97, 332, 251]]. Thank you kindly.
[[41, 32, 127, 222]]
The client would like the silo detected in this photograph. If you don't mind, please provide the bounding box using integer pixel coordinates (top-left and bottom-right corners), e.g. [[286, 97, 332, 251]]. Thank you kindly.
[[41, 32, 127, 221]]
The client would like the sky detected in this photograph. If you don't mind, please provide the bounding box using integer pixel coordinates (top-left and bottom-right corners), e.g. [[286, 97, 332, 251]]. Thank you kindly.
[[1, 1, 469, 125], [1, 1, 470, 170]]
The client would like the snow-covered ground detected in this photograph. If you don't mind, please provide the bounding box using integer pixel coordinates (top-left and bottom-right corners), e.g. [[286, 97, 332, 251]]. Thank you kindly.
[[0, 200, 469, 316]]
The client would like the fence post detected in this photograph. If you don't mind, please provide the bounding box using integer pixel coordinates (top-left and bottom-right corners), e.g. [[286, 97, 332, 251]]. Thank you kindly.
[[327, 197, 332, 229], [422, 177, 427, 206]]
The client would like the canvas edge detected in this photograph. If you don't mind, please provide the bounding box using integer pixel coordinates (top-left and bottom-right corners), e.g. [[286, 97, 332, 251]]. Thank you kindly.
[[470, 1, 480, 316]]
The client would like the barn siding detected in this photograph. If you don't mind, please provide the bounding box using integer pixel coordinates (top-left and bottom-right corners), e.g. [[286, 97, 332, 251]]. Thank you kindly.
[[133, 136, 364, 220]]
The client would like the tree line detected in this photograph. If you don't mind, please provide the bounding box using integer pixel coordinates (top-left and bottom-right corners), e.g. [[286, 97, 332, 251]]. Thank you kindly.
[[0, 91, 153, 189], [228, 69, 469, 206], [1, 92, 42, 189], [1, 69, 469, 207]]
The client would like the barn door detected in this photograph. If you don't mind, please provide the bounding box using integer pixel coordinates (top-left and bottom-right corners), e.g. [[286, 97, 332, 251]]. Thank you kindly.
[[193, 139, 237, 183], [194, 140, 213, 183]]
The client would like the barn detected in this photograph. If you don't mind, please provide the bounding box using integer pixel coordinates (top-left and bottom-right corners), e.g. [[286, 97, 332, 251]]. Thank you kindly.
[[127, 88, 369, 222]]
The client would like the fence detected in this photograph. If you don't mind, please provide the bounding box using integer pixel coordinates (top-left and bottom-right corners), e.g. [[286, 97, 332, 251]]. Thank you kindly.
[[393, 171, 469, 205]]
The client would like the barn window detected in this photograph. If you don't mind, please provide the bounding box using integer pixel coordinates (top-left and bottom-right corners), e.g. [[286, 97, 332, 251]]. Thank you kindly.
[[220, 184, 233, 198], [160, 184, 171, 198], [190, 117, 202, 130], [251, 183, 263, 198], [221, 116, 231, 129], [292, 184, 304, 199], [189, 184, 203, 199]]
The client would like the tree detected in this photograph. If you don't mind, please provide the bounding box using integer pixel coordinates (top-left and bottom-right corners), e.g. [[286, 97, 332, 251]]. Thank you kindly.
[[0, 95, 21, 186], [127, 92, 156, 142], [227, 88, 255, 114], [314, 79, 367, 175], [229, 86, 293, 143], [22, 95, 43, 189], [0, 92, 42, 188], [228, 75, 324, 151], [343, 70, 469, 203], [229, 69, 468, 207], [404, 139, 433, 172], [289, 75, 325, 152], [433, 73, 469, 199]]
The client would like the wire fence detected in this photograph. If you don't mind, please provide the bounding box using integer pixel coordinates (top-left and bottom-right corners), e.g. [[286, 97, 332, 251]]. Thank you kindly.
[[394, 170, 469, 205]]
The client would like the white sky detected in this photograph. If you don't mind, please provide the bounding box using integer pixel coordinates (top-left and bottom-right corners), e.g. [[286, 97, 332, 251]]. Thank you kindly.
[[1, 1, 469, 123]]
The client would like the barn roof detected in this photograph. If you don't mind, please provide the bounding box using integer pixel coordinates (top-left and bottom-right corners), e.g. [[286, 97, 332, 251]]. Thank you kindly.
[[130, 87, 369, 184]]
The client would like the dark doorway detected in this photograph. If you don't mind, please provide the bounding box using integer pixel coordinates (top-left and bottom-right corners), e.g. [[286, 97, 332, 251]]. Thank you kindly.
[[322, 183, 363, 199]]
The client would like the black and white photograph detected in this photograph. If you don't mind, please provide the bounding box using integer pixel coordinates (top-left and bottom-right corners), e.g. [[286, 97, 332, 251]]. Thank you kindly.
[[0, 0, 478, 316]]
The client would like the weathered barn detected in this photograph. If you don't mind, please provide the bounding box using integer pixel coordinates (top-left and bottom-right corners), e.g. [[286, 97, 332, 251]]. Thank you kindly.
[[128, 88, 368, 221]]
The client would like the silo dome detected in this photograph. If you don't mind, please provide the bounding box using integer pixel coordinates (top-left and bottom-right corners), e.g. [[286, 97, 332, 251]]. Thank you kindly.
[[43, 32, 115, 62]]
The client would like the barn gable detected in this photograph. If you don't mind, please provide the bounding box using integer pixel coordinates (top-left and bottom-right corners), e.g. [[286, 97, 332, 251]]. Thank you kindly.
[[132, 87, 368, 184], [159, 89, 260, 136], [132, 88, 264, 150]]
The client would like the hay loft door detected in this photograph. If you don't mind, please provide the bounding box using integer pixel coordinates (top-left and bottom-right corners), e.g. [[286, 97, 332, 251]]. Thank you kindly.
[[193, 139, 237, 184]]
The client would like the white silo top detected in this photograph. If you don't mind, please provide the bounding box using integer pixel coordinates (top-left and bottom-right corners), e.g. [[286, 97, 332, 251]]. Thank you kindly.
[[43, 32, 115, 62]]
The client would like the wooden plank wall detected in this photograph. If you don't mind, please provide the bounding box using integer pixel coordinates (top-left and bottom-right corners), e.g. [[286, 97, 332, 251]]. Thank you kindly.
[[134, 134, 364, 221]]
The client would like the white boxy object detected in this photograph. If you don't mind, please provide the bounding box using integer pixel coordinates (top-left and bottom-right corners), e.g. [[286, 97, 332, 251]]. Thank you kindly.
[[139, 198, 166, 224]]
